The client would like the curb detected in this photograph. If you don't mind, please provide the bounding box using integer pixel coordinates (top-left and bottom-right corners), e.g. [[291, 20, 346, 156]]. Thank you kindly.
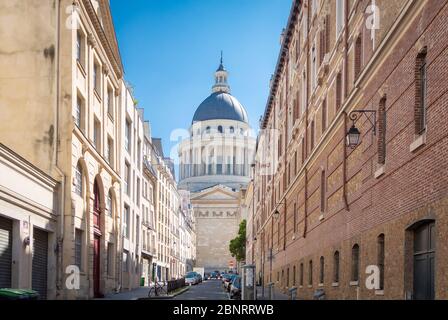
[[138, 286, 190, 300]]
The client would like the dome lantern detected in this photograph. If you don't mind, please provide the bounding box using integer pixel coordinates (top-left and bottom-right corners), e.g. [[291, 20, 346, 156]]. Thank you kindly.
[[212, 51, 230, 94]]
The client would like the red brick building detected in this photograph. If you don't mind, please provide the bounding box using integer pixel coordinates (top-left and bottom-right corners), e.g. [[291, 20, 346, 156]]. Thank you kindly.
[[247, 0, 448, 299]]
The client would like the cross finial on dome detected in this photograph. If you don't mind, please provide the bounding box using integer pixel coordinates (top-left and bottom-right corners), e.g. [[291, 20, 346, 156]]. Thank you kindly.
[[217, 50, 226, 72]]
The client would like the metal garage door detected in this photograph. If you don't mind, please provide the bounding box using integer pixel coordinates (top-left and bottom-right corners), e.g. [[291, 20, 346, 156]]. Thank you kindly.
[[32, 228, 48, 299], [0, 216, 13, 288]]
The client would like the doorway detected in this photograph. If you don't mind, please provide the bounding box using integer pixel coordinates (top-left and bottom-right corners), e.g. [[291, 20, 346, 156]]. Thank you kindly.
[[413, 221, 435, 300]]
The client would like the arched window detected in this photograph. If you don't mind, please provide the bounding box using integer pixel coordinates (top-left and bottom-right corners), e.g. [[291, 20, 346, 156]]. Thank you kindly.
[[93, 180, 101, 229], [229, 126, 234, 134], [333, 251, 340, 283], [299, 262, 304, 286], [377, 234, 385, 290], [218, 126, 223, 133], [75, 163, 83, 196], [319, 256, 325, 284], [308, 260, 313, 286], [206, 126, 211, 134], [351, 244, 360, 282]]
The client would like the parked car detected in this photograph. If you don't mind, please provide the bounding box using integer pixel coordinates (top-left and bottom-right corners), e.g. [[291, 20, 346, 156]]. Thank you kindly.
[[210, 271, 219, 279], [204, 273, 210, 280], [229, 275, 242, 300], [223, 274, 237, 291], [196, 273, 203, 283], [185, 272, 199, 285]]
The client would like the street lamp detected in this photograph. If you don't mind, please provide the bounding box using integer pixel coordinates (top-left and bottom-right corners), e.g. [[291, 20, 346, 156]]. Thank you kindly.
[[273, 200, 285, 219], [346, 110, 377, 149]]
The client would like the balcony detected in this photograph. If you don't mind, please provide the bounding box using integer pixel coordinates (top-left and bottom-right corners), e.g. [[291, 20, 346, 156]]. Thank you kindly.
[[143, 156, 157, 178]]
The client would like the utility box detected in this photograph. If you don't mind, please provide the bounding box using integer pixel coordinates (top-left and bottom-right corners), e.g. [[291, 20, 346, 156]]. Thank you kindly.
[[241, 264, 256, 300]]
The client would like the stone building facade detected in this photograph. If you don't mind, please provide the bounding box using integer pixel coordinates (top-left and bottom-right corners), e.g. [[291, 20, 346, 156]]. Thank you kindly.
[[248, 0, 448, 300]]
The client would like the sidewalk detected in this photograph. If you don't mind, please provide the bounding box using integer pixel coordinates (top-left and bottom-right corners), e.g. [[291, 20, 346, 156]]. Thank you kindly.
[[100, 287, 150, 300], [256, 285, 290, 300]]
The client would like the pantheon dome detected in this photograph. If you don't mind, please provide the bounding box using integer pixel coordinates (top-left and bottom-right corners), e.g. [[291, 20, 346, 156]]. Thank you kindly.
[[178, 57, 256, 192]]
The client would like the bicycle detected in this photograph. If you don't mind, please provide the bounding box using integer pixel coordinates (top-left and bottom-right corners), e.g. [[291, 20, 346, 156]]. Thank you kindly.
[[148, 280, 168, 297]]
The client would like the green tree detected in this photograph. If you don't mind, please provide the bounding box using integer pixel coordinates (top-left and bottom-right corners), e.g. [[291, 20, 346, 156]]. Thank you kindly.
[[229, 219, 246, 262]]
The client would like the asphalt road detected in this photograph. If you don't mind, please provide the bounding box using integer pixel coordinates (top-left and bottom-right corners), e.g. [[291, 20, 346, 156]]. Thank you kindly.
[[173, 279, 229, 300]]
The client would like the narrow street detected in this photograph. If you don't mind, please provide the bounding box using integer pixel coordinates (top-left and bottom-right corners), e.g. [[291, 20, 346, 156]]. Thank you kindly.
[[173, 280, 228, 300]]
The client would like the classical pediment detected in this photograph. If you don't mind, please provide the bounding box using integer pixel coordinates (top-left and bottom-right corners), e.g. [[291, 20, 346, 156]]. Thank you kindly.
[[191, 185, 238, 201]]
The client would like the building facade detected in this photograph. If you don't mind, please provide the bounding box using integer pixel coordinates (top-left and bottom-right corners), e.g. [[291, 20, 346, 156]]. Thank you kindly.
[[178, 59, 256, 272], [248, 0, 448, 300]]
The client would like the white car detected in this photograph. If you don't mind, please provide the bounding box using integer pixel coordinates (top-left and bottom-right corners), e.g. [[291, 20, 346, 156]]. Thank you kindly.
[[185, 272, 199, 285]]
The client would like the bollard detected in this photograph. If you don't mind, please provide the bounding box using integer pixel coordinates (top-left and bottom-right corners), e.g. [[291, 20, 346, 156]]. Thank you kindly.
[[267, 282, 275, 300], [289, 287, 297, 300]]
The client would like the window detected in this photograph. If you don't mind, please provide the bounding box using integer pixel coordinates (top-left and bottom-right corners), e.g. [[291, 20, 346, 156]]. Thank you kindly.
[[76, 31, 85, 68], [107, 137, 114, 166], [320, 170, 326, 212], [206, 126, 211, 134], [336, 0, 344, 37], [293, 266, 296, 286], [320, 15, 330, 64], [308, 260, 313, 286], [107, 88, 113, 118], [125, 119, 131, 152], [354, 35, 362, 80], [322, 98, 327, 133], [319, 256, 325, 284], [106, 190, 113, 217], [377, 234, 385, 290], [378, 96, 387, 165], [123, 205, 130, 239], [310, 120, 315, 151], [75, 95, 84, 130], [75, 163, 83, 196], [107, 243, 113, 276], [123, 250, 129, 272], [300, 263, 304, 286], [218, 126, 223, 134], [336, 72, 342, 111], [93, 180, 100, 228], [229, 126, 234, 133], [351, 244, 360, 282], [75, 229, 83, 270], [293, 203, 297, 233], [93, 118, 101, 151], [124, 162, 130, 195], [136, 178, 141, 206], [415, 47, 428, 134], [93, 61, 101, 94], [311, 42, 317, 89], [333, 251, 340, 283]]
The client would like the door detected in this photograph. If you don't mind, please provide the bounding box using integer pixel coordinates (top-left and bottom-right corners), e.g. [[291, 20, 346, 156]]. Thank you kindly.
[[0, 216, 13, 288], [93, 235, 101, 297], [32, 228, 48, 299], [413, 222, 435, 300]]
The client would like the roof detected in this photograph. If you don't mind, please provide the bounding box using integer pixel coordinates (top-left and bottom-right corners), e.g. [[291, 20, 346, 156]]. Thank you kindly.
[[152, 138, 164, 158], [192, 92, 249, 124]]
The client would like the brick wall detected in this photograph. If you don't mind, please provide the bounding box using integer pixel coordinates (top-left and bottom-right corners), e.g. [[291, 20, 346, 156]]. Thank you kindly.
[[250, 0, 448, 299]]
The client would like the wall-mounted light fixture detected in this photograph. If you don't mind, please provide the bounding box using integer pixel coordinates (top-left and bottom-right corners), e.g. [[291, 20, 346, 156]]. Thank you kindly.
[[346, 110, 377, 149]]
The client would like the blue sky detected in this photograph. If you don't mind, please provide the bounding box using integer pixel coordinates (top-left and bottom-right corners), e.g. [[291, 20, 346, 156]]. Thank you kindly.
[[110, 0, 292, 158]]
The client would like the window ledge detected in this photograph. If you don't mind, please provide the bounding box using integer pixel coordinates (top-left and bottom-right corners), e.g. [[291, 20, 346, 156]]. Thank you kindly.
[[319, 214, 324, 221], [374, 164, 385, 179], [318, 283, 324, 287], [332, 282, 339, 287], [375, 290, 384, 296], [410, 132, 426, 153], [77, 60, 87, 77], [349, 281, 359, 287], [307, 285, 313, 288]]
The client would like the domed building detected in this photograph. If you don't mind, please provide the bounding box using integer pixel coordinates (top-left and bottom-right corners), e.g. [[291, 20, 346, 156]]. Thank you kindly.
[[178, 57, 256, 272], [178, 57, 256, 192]]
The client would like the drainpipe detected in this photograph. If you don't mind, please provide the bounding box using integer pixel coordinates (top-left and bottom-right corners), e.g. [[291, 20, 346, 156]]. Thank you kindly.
[[53, 0, 67, 296], [342, 112, 349, 211], [342, 0, 350, 211]]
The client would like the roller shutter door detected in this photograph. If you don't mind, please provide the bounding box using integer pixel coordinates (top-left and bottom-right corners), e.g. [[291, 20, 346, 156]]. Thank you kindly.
[[32, 228, 48, 299], [0, 216, 12, 288]]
